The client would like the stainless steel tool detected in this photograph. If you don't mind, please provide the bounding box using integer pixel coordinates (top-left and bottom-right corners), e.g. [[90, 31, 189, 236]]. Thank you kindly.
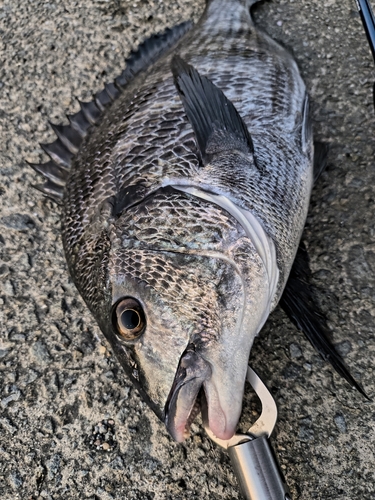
[[204, 367, 291, 500]]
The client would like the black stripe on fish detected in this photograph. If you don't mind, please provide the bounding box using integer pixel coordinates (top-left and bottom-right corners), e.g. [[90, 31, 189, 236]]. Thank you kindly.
[[281, 244, 369, 399], [30, 21, 193, 202], [171, 55, 259, 169]]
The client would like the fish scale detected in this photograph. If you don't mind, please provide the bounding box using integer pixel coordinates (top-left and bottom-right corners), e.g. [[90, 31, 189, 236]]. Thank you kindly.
[[35, 0, 369, 447], [64, 5, 308, 296], [56, 0, 313, 440], [118, 190, 243, 251]]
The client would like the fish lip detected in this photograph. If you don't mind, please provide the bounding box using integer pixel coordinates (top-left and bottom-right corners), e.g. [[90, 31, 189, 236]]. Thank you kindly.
[[164, 346, 212, 442]]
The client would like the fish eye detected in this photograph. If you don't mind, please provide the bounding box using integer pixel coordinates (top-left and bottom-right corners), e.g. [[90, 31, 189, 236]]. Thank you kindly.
[[113, 298, 146, 340]]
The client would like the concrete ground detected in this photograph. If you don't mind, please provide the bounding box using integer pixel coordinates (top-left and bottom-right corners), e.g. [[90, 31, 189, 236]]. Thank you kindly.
[[1, 0, 375, 498]]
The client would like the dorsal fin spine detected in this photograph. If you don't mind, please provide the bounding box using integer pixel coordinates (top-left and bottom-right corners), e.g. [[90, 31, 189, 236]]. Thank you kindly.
[[33, 180, 64, 204], [28, 160, 69, 186], [67, 111, 91, 137], [78, 100, 101, 125], [41, 139, 74, 168], [30, 21, 193, 202], [49, 122, 82, 154]]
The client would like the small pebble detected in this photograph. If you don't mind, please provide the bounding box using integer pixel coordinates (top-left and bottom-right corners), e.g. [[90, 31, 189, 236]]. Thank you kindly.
[[334, 413, 347, 433], [289, 343, 303, 359], [98, 345, 106, 355], [89, 418, 117, 451]]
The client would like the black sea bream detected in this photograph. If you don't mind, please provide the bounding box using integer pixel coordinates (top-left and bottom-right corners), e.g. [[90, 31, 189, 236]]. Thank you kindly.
[[31, 0, 364, 443]]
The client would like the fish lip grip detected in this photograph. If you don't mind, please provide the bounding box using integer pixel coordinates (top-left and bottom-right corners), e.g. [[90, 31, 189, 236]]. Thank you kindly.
[[204, 366, 291, 500]]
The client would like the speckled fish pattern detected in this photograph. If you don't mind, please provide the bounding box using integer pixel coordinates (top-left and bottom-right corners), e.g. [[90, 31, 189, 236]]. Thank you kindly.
[[33, 0, 314, 441], [63, 0, 312, 310]]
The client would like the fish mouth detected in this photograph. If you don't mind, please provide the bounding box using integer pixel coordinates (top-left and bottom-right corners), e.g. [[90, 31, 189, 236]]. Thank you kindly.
[[165, 346, 238, 442]]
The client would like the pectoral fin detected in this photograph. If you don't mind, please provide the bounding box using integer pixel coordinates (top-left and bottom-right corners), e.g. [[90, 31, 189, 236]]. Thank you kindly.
[[171, 55, 257, 167], [313, 142, 329, 184], [281, 244, 369, 399]]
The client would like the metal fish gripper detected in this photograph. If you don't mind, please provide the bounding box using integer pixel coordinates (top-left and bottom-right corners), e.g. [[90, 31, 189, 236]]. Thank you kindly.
[[204, 366, 291, 500]]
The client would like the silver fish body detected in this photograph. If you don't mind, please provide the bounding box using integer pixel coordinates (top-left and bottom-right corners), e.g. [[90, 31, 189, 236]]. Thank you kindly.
[[55, 0, 313, 441]]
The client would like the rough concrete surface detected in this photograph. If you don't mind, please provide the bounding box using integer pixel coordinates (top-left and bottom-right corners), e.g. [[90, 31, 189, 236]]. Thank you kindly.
[[1, 0, 375, 498]]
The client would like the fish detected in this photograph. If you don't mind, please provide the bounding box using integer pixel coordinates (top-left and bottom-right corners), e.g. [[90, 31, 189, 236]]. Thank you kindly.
[[29, 0, 366, 444]]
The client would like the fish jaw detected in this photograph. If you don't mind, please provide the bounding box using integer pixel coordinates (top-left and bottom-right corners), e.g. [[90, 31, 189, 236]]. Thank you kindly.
[[164, 246, 273, 442], [164, 347, 248, 442], [164, 348, 242, 442], [202, 363, 247, 441], [165, 349, 211, 442]]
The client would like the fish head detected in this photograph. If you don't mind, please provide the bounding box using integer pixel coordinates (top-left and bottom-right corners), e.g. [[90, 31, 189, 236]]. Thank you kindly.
[[94, 212, 271, 443]]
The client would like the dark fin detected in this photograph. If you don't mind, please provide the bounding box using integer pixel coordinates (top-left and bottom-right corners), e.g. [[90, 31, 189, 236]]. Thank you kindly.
[[78, 100, 102, 125], [67, 110, 92, 137], [105, 82, 121, 101], [171, 55, 256, 165], [30, 21, 193, 200], [33, 180, 64, 204], [49, 122, 83, 154], [41, 139, 74, 169], [94, 87, 113, 111], [313, 142, 329, 184], [280, 244, 369, 399], [94, 84, 122, 111], [115, 21, 193, 88], [28, 160, 69, 186]]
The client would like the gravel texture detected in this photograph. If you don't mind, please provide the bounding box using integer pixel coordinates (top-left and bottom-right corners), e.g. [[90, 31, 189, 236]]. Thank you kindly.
[[1, 0, 375, 498]]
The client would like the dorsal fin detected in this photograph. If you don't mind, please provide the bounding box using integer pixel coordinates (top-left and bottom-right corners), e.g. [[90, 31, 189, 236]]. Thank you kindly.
[[171, 55, 255, 165], [33, 179, 64, 204], [115, 22, 192, 88], [30, 21, 193, 202]]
